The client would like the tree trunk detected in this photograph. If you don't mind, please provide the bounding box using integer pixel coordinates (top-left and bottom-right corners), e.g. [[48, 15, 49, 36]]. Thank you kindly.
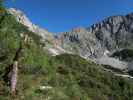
[[10, 61, 18, 97], [3, 33, 28, 97]]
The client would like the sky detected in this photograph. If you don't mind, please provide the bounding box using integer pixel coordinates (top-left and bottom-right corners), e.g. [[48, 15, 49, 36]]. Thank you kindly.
[[4, 0, 133, 33]]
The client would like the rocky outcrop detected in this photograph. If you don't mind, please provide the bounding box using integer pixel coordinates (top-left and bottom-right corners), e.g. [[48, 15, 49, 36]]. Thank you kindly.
[[59, 28, 104, 58]]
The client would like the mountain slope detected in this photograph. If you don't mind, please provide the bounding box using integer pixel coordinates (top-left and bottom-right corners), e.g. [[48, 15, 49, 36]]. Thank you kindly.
[[8, 8, 68, 56], [8, 8, 54, 45]]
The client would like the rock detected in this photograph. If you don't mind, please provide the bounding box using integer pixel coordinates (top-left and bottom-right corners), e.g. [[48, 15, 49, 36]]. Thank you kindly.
[[39, 86, 52, 90]]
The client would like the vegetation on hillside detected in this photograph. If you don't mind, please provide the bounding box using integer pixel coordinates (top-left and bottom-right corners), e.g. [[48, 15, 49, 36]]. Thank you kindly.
[[111, 49, 133, 61]]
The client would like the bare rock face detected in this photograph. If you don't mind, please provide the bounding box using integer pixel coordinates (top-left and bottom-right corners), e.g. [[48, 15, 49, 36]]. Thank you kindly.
[[8, 8, 54, 43], [59, 28, 103, 58], [59, 14, 133, 71]]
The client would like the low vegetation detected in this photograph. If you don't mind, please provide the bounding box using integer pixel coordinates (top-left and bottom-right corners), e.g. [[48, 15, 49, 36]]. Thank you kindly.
[[111, 49, 133, 61]]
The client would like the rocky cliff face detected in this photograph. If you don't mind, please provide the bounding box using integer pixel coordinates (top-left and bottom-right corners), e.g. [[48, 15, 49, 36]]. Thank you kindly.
[[59, 14, 133, 71]]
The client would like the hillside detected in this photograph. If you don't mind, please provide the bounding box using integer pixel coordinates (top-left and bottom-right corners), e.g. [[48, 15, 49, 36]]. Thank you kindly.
[[0, 9, 133, 100]]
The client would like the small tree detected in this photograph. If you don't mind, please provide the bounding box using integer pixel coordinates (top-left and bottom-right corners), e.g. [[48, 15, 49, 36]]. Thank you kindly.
[[0, 0, 6, 15], [10, 33, 28, 97]]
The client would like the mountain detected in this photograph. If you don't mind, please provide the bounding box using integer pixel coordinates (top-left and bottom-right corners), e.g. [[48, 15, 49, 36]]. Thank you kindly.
[[1, 7, 133, 100], [58, 14, 133, 72]]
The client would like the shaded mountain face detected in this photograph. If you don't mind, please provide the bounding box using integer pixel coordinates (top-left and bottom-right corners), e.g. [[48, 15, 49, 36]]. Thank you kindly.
[[59, 14, 133, 71]]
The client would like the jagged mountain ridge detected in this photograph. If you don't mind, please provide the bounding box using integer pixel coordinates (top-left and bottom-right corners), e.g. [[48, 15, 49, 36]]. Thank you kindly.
[[60, 14, 133, 57], [59, 13, 133, 71]]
